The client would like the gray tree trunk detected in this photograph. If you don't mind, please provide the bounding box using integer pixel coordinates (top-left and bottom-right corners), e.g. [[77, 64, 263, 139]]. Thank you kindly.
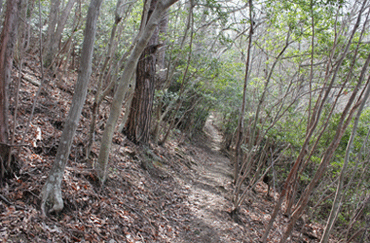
[[44, 0, 75, 67], [96, 0, 179, 184], [85, 0, 130, 162], [44, 0, 60, 66], [0, 0, 21, 179], [41, 0, 104, 215]]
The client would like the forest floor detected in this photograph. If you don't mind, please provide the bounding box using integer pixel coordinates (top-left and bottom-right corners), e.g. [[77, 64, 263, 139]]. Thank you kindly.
[[0, 64, 336, 242]]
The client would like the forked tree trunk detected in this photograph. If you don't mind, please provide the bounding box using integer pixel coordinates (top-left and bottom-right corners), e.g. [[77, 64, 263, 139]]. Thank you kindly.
[[44, 0, 76, 67], [96, 0, 179, 184], [41, 0, 104, 215], [124, 0, 159, 145], [0, 0, 21, 180]]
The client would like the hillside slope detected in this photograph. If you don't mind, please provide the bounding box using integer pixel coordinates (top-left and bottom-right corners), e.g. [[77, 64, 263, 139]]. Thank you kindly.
[[0, 66, 334, 242]]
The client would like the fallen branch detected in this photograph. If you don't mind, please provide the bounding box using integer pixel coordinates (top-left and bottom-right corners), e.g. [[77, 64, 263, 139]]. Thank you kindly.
[[21, 74, 41, 86]]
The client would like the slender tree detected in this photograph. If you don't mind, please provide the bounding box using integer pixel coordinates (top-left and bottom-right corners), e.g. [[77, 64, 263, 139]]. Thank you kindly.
[[0, 0, 21, 180], [41, 0, 104, 214], [262, 1, 368, 241], [233, 0, 253, 185], [44, 0, 76, 68], [86, 0, 133, 161]]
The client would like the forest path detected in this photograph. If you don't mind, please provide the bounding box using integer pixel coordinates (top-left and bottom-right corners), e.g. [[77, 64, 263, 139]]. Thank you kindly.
[[174, 115, 326, 243], [176, 115, 247, 242]]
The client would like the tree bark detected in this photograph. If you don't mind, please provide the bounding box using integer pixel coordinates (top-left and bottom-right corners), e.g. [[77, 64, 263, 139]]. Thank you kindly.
[[158, 0, 194, 146], [41, 0, 104, 215], [96, 0, 179, 184], [124, 0, 159, 145], [0, 0, 21, 180], [86, 0, 129, 161]]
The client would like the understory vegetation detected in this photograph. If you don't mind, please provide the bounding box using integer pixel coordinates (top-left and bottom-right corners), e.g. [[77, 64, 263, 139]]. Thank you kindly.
[[1, 0, 370, 242]]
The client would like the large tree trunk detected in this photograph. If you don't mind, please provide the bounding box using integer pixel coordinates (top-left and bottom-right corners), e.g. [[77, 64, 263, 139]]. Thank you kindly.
[[0, 0, 21, 180], [96, 0, 179, 184], [41, 0, 104, 215], [123, 0, 159, 145]]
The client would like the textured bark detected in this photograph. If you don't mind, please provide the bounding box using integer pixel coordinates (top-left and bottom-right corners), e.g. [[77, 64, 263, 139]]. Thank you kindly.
[[96, 0, 179, 184], [41, 0, 103, 214], [0, 0, 21, 179], [124, 0, 158, 145]]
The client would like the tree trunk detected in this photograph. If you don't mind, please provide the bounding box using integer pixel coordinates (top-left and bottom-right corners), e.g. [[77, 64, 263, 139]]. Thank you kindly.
[[233, 0, 253, 185], [44, 0, 75, 68], [96, 0, 179, 184], [320, 37, 370, 243], [158, 0, 194, 146], [262, 1, 367, 241], [155, 10, 168, 88], [320, 77, 370, 243], [41, 0, 104, 215], [86, 0, 128, 161], [44, 0, 60, 67], [0, 0, 21, 180], [123, 0, 158, 145]]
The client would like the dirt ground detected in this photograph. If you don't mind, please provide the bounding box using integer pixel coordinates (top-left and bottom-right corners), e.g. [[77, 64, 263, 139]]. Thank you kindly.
[[0, 67, 335, 242]]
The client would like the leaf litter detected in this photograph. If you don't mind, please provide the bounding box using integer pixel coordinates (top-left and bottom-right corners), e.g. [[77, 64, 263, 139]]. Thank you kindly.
[[0, 58, 339, 243]]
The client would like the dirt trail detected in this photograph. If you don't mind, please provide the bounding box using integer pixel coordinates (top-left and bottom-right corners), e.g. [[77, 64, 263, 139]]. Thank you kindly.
[[174, 116, 326, 243], [175, 115, 249, 242]]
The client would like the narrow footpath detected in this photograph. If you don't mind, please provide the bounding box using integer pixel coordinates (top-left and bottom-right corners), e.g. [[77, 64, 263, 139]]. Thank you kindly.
[[175, 116, 256, 242], [173, 116, 324, 243]]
